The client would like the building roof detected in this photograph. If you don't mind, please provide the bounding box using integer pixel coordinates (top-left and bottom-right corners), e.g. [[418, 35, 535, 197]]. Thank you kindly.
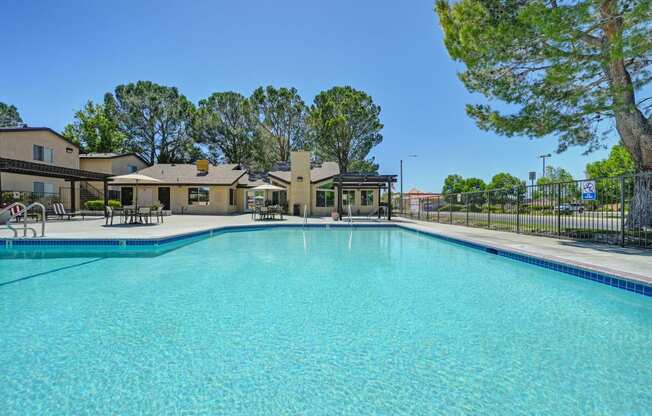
[[111, 163, 246, 186], [0, 127, 79, 148], [80, 152, 149, 165], [405, 187, 440, 196], [268, 161, 340, 184]]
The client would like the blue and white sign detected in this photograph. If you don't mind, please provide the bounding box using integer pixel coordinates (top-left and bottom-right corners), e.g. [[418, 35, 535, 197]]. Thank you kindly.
[[581, 180, 597, 201]]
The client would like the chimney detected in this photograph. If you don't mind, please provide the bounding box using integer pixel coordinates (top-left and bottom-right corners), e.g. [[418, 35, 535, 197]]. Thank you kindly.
[[196, 159, 209, 173]]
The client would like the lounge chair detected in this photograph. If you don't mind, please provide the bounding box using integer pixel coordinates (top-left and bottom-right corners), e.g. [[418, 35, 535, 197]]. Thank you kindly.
[[51, 202, 83, 220]]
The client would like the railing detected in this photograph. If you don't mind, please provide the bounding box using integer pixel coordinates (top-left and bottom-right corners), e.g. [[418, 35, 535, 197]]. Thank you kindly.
[[1, 190, 63, 208], [395, 171, 652, 248], [0, 202, 46, 237], [347, 204, 353, 225], [303, 204, 308, 226]]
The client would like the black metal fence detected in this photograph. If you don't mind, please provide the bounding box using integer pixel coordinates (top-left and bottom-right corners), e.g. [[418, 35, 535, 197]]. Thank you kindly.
[[396, 172, 652, 248], [1, 190, 70, 209]]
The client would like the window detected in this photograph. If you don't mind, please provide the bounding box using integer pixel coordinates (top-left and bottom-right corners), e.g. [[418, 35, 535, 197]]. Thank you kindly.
[[188, 187, 210, 205], [45, 148, 54, 164], [33, 145, 54, 163], [229, 189, 235, 206], [361, 190, 374, 206], [316, 190, 335, 208], [342, 190, 356, 206], [33, 182, 44, 194], [33, 145, 44, 161], [127, 165, 138, 173]]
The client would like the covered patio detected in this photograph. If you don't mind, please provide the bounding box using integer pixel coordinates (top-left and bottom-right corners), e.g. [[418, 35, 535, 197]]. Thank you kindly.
[[333, 173, 397, 220], [0, 157, 113, 212]]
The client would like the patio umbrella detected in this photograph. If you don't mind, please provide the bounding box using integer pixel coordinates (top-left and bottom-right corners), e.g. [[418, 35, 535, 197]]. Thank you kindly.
[[251, 183, 285, 191], [109, 173, 161, 209], [252, 183, 285, 205]]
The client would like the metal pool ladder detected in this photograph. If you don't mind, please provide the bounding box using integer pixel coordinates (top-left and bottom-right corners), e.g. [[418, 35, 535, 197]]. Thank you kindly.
[[0, 202, 47, 238], [303, 204, 308, 226]]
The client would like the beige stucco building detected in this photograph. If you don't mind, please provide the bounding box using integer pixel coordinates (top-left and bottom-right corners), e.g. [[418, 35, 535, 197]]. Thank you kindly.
[[0, 127, 81, 209], [1, 126, 384, 217], [111, 151, 382, 217]]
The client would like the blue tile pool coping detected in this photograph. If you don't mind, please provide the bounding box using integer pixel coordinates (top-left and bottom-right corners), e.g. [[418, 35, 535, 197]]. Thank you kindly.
[[1, 223, 651, 297]]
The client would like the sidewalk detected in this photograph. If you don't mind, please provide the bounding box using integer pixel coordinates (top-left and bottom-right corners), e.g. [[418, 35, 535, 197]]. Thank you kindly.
[[398, 217, 652, 285]]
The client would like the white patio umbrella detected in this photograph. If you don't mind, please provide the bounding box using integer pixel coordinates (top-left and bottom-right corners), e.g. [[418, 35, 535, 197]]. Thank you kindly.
[[252, 183, 285, 191], [252, 183, 286, 206], [109, 173, 161, 209]]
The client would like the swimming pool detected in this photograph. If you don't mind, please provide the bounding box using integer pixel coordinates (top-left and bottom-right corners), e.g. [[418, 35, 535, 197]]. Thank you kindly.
[[1, 226, 650, 414]]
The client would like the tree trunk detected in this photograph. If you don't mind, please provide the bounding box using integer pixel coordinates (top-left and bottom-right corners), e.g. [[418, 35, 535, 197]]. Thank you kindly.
[[629, 173, 652, 229], [600, 0, 652, 229]]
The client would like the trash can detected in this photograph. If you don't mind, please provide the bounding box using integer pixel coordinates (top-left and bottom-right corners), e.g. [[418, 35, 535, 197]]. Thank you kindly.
[[293, 204, 300, 216]]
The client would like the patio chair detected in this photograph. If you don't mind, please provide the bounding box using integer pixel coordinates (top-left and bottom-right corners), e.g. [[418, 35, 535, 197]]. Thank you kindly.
[[105, 206, 126, 226], [154, 207, 164, 223], [51, 202, 82, 220], [138, 207, 152, 224]]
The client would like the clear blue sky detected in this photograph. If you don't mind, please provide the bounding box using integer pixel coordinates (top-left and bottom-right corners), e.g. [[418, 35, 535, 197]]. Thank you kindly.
[[1, 0, 617, 191]]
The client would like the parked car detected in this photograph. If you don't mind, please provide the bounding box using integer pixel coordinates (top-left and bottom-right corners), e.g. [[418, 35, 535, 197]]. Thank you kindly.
[[555, 202, 585, 214]]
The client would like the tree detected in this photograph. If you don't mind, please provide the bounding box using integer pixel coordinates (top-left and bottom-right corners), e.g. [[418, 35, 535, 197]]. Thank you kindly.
[[250, 86, 309, 166], [442, 174, 465, 196], [348, 157, 380, 174], [436, 0, 652, 226], [108, 81, 197, 164], [0, 102, 23, 127], [488, 172, 526, 212], [586, 144, 636, 203], [536, 166, 574, 186], [194, 92, 259, 166], [488, 172, 524, 191], [308, 86, 383, 173], [462, 177, 487, 193], [63, 100, 125, 153], [586, 144, 636, 178]]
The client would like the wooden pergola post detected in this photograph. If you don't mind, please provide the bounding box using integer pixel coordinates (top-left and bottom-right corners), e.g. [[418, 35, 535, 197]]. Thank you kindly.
[[336, 177, 343, 221], [103, 180, 109, 218], [70, 181, 76, 212], [387, 181, 392, 221]]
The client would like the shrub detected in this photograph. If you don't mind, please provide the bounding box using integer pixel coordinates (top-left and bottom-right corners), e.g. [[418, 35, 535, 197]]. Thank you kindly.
[[84, 199, 121, 210]]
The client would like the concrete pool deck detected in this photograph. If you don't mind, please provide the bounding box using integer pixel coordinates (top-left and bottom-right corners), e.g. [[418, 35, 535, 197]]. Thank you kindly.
[[1, 213, 650, 285]]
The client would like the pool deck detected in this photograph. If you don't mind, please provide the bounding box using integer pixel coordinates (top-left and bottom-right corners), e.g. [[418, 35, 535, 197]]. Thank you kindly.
[[1, 213, 650, 285]]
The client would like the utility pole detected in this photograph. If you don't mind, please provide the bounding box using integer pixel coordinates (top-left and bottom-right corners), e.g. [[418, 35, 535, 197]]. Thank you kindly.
[[538, 153, 551, 178], [400, 159, 403, 214], [399, 155, 418, 215]]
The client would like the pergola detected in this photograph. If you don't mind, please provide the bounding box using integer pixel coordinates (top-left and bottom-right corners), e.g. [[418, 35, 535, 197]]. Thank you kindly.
[[0, 157, 113, 211], [333, 173, 397, 220]]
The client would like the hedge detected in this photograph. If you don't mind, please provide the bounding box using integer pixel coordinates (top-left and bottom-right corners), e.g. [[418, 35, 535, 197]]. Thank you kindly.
[[84, 200, 121, 210]]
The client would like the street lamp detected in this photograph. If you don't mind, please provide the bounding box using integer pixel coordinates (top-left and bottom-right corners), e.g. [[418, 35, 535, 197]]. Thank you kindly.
[[400, 155, 418, 215], [538, 153, 551, 178]]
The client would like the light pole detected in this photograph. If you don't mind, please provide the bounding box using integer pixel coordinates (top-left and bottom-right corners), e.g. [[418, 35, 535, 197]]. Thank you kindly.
[[400, 155, 418, 215], [538, 153, 551, 178]]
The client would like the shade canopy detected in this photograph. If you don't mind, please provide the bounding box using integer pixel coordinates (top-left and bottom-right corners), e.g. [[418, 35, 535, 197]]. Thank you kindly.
[[252, 183, 285, 191], [110, 173, 161, 183]]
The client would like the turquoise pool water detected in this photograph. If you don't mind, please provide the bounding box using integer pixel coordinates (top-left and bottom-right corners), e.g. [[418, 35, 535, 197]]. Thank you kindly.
[[1, 227, 651, 415]]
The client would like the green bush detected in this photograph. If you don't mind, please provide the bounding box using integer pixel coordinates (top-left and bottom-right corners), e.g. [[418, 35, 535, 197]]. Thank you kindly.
[[84, 200, 121, 210]]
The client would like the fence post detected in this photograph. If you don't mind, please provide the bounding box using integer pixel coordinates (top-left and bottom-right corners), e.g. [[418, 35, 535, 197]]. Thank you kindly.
[[556, 183, 561, 236], [450, 196, 453, 224], [620, 176, 626, 246], [487, 192, 491, 229], [437, 196, 440, 222], [516, 188, 521, 234], [465, 194, 469, 226]]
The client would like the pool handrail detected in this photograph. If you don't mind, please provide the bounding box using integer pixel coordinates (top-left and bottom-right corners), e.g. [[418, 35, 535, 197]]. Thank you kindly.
[[1, 202, 46, 237]]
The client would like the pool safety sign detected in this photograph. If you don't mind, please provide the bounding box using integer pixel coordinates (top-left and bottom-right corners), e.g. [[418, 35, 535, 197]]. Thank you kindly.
[[581, 180, 597, 201]]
